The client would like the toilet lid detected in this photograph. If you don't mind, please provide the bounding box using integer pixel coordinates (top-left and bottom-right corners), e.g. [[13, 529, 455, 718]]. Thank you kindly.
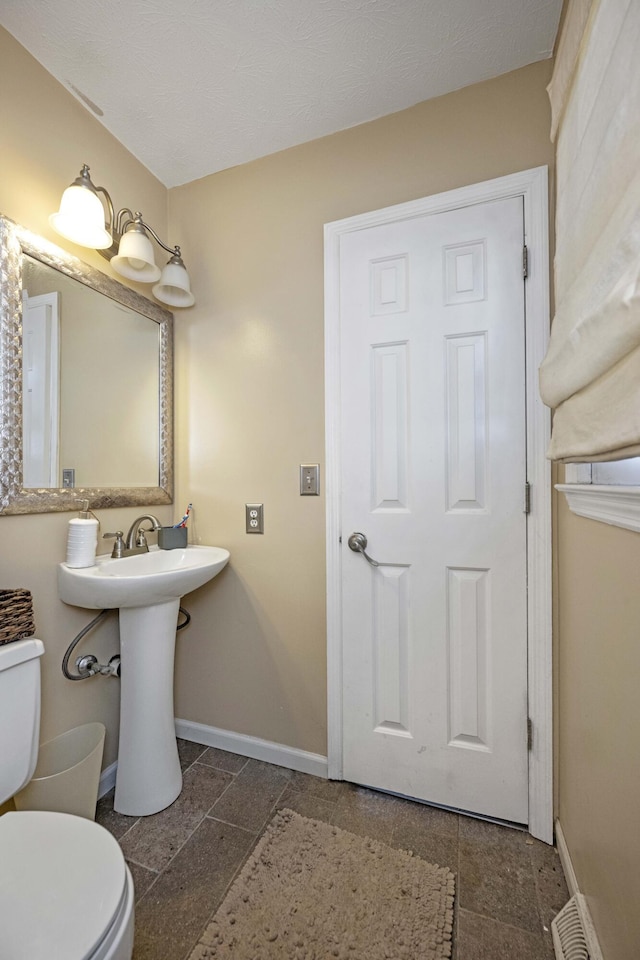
[[0, 811, 127, 960]]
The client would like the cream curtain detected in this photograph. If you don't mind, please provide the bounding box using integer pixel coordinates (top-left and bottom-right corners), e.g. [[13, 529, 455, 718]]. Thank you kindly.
[[539, 0, 640, 461]]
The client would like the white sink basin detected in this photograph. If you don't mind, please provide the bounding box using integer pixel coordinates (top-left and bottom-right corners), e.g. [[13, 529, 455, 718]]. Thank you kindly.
[[58, 544, 230, 609]]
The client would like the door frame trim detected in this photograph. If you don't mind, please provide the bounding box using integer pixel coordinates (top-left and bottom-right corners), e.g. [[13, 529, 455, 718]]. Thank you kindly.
[[324, 166, 552, 843]]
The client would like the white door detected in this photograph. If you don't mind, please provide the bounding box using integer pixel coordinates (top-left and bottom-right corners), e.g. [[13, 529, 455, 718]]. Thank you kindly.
[[339, 196, 528, 823], [22, 292, 60, 488]]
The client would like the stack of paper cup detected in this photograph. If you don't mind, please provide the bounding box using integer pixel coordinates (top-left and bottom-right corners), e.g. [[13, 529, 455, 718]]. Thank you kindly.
[[66, 517, 99, 568]]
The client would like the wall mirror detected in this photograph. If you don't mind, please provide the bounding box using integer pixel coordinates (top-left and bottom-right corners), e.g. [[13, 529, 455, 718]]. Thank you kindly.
[[0, 213, 173, 514]]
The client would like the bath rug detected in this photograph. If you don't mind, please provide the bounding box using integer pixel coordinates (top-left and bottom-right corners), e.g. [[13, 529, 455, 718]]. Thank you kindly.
[[188, 807, 455, 960]]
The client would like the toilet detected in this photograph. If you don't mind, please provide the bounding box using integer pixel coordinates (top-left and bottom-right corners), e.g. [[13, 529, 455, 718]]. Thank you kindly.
[[0, 638, 134, 959]]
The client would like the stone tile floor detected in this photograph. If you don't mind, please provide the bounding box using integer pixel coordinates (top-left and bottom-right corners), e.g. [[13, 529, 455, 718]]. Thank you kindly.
[[96, 739, 569, 960]]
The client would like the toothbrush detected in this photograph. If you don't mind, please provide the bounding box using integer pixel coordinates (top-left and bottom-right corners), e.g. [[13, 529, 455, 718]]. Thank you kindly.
[[174, 503, 192, 528]]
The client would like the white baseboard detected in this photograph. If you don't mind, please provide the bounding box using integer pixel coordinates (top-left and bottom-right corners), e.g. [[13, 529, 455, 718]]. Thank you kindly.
[[175, 718, 329, 779], [554, 819, 605, 960], [98, 723, 329, 800], [98, 760, 118, 799], [555, 819, 579, 898]]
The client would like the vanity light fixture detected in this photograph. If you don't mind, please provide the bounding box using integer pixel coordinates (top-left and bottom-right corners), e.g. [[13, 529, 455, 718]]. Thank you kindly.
[[50, 164, 195, 307]]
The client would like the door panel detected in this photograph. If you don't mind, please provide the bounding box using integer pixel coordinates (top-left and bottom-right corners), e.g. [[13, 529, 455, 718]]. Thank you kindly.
[[339, 196, 528, 823]]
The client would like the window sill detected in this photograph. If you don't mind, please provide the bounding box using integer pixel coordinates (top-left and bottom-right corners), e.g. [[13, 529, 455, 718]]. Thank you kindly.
[[556, 484, 640, 533]]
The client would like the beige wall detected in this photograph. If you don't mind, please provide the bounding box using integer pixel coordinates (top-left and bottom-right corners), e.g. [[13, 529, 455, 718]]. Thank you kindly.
[[557, 493, 640, 959], [0, 27, 173, 770], [169, 59, 555, 755]]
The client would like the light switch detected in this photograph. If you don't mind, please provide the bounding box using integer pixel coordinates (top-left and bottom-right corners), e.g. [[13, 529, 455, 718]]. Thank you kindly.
[[300, 464, 320, 496]]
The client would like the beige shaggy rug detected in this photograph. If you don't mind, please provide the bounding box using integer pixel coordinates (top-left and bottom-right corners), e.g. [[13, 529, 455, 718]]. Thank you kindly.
[[188, 808, 455, 960]]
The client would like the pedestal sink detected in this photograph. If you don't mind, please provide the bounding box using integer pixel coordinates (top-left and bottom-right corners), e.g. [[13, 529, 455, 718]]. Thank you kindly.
[[58, 545, 230, 816]]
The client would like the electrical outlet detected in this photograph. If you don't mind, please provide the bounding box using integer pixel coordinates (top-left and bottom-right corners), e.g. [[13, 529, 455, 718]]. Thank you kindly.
[[245, 503, 264, 534], [300, 464, 320, 496]]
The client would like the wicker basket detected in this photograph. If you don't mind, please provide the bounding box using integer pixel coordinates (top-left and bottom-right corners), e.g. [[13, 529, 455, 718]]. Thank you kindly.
[[0, 589, 35, 645]]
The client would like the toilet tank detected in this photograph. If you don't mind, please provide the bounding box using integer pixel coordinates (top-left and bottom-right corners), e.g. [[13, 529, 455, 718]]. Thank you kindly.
[[0, 638, 44, 804]]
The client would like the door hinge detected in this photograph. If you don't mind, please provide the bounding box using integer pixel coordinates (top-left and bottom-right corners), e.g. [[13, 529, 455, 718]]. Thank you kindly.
[[527, 717, 533, 752], [524, 481, 531, 514], [523, 244, 529, 279]]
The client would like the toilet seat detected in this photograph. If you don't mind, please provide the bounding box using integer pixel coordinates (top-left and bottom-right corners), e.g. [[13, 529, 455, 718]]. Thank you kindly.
[[0, 810, 129, 960]]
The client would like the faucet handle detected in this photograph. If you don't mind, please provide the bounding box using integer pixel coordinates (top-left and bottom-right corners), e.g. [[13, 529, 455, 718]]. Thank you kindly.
[[103, 531, 125, 559], [135, 529, 149, 548]]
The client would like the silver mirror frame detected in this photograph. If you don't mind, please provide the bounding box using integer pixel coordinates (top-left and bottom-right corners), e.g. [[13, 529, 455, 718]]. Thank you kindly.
[[0, 214, 173, 514]]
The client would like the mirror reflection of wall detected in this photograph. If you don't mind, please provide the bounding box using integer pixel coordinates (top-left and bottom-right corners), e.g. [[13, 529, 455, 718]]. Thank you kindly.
[[22, 255, 160, 488]]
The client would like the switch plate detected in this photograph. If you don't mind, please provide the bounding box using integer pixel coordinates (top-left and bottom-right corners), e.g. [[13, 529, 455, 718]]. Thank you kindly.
[[245, 503, 264, 533], [300, 464, 320, 496], [62, 468, 75, 488]]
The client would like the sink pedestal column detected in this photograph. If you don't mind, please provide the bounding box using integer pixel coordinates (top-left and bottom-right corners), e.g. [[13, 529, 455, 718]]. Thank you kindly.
[[114, 598, 182, 816]]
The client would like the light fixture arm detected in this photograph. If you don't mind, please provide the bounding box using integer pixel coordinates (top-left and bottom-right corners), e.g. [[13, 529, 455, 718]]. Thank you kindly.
[[120, 213, 181, 260], [113, 207, 136, 237], [99, 207, 181, 265], [75, 163, 116, 236]]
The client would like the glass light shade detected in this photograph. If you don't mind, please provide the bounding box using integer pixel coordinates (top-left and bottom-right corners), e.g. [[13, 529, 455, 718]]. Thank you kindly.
[[49, 184, 112, 249], [111, 228, 161, 282], [152, 258, 195, 307]]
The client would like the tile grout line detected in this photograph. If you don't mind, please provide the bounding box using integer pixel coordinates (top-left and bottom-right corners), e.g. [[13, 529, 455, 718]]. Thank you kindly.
[[179, 773, 296, 960], [457, 906, 547, 941], [194, 755, 249, 777], [132, 761, 244, 903], [527, 840, 544, 933], [178, 837, 256, 960], [98, 742, 209, 846], [204, 813, 261, 836], [278, 786, 342, 814], [118, 745, 212, 865], [124, 762, 241, 911], [201, 761, 248, 818], [132, 756, 274, 887], [110, 816, 141, 844], [124, 855, 160, 874], [457, 906, 556, 940], [527, 837, 556, 942]]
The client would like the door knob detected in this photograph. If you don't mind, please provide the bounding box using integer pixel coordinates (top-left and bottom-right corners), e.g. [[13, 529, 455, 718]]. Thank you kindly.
[[347, 532, 380, 567]]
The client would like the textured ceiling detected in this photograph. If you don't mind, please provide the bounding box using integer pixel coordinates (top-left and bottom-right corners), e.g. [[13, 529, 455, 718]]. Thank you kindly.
[[0, 0, 561, 187]]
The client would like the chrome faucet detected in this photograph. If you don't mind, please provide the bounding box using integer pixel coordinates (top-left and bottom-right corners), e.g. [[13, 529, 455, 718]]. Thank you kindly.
[[103, 516, 162, 558], [125, 515, 162, 553]]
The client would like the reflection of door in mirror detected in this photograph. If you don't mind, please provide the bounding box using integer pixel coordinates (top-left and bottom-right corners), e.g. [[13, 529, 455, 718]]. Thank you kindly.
[[22, 256, 160, 488], [22, 291, 60, 487]]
